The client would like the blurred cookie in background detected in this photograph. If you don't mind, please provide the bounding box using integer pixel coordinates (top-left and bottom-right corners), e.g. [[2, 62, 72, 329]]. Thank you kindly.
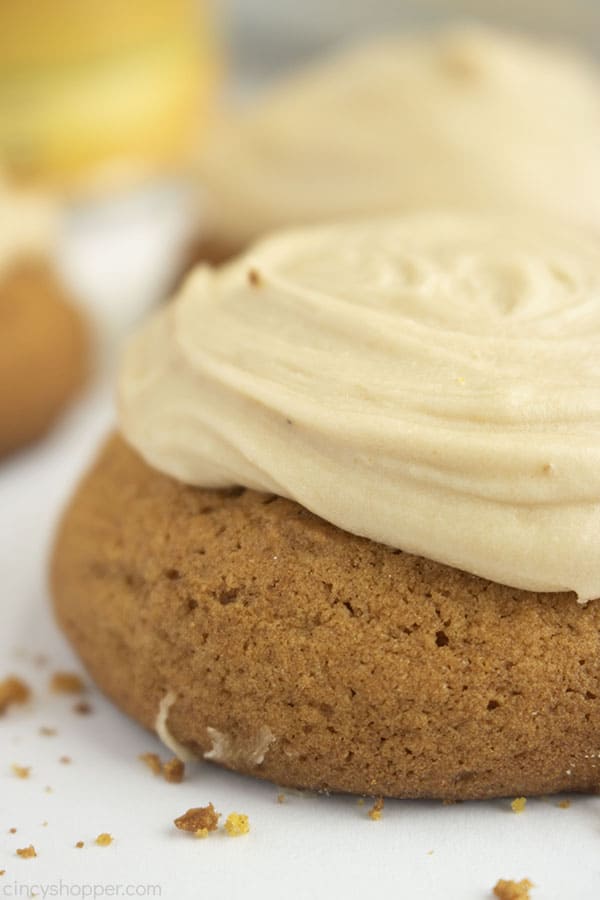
[[0, 180, 88, 458], [191, 26, 600, 263]]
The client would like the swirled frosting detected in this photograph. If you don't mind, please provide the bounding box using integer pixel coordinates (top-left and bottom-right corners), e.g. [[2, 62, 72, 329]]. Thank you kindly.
[[198, 27, 600, 246], [0, 176, 57, 275], [120, 213, 600, 601]]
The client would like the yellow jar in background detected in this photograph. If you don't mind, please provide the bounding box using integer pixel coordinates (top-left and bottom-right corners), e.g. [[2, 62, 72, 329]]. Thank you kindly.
[[0, 0, 219, 189]]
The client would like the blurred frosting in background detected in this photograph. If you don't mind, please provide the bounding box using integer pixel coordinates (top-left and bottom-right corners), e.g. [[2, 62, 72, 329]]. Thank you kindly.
[[198, 26, 600, 249], [222, 0, 599, 88], [0, 0, 218, 190], [0, 0, 597, 195]]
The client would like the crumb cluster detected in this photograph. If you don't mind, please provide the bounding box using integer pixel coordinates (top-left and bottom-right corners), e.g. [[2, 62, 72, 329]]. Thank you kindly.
[[0, 676, 30, 714], [174, 805, 251, 839], [174, 804, 220, 836], [493, 878, 533, 899], [139, 752, 185, 783], [95, 833, 113, 847], [224, 813, 250, 837], [163, 758, 185, 784], [368, 798, 384, 821], [50, 672, 85, 694], [139, 752, 162, 775]]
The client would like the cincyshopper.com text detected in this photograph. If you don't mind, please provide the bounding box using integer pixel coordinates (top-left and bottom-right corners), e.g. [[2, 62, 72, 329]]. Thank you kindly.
[[1, 882, 161, 899]]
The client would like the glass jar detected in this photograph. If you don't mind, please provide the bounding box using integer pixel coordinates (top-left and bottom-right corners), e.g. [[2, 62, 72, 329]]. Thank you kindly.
[[0, 0, 219, 189]]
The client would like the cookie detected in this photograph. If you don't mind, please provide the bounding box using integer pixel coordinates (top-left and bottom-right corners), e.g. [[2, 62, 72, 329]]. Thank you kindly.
[[51, 435, 600, 800], [0, 262, 88, 457]]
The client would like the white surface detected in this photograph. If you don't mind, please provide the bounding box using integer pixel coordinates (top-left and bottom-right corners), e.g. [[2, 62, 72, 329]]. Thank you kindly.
[[58, 179, 196, 345], [1, 197, 600, 900]]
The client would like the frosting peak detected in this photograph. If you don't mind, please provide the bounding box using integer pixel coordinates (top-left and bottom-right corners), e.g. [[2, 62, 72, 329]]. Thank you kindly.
[[120, 214, 600, 601]]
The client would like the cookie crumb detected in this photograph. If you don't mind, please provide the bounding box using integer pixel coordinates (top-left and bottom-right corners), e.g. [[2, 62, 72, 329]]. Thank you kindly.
[[510, 797, 527, 814], [276, 792, 286, 804], [247, 268, 263, 287], [12, 764, 31, 779], [44, 786, 53, 794], [59, 756, 72, 765], [224, 813, 250, 837], [558, 799, 571, 809], [0, 870, 5, 876], [493, 878, 533, 899], [0, 676, 31, 714], [73, 701, 92, 715], [163, 757, 185, 784], [75, 841, 84, 849], [16, 846, 36, 859], [50, 672, 85, 694], [9, 828, 17, 834], [95, 833, 113, 847], [139, 752, 185, 783], [39, 726, 57, 737], [139, 752, 162, 775], [368, 797, 384, 821], [174, 804, 220, 834]]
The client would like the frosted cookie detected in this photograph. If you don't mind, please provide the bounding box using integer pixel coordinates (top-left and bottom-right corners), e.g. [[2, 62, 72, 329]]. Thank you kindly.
[[53, 213, 600, 799], [0, 182, 87, 457], [192, 26, 600, 261]]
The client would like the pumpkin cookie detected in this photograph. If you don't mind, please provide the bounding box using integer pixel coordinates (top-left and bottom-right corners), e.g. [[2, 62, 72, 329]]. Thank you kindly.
[[0, 262, 87, 457], [53, 213, 600, 799]]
